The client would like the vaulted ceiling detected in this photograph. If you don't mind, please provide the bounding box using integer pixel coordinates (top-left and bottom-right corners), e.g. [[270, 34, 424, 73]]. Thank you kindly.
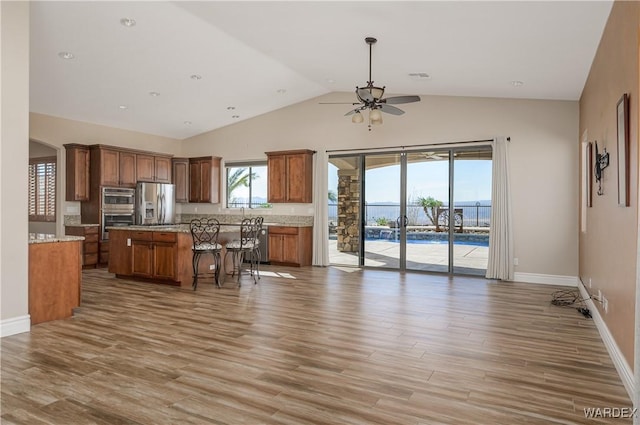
[[30, 1, 613, 140]]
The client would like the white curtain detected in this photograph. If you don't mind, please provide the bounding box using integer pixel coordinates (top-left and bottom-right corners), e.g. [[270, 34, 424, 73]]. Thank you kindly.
[[312, 150, 329, 266], [485, 137, 514, 280]]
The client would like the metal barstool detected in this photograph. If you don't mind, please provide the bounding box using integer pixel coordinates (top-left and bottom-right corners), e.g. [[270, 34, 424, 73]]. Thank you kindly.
[[190, 218, 222, 290], [224, 218, 260, 285]]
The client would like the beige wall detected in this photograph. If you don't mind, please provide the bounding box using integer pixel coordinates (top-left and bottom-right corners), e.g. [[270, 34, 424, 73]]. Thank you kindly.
[[1, 2, 30, 328], [579, 0, 639, 367], [183, 94, 580, 278]]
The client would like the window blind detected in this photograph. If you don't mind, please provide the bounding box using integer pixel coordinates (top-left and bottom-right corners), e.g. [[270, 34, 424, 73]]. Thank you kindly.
[[29, 156, 56, 222]]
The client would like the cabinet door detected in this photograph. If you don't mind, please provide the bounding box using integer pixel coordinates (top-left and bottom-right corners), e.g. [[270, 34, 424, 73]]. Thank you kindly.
[[281, 234, 300, 264], [154, 156, 172, 183], [189, 161, 201, 202], [267, 155, 286, 203], [119, 152, 137, 187], [199, 160, 212, 203], [108, 230, 132, 275], [172, 159, 189, 203], [131, 241, 153, 277], [100, 149, 120, 186], [65, 146, 90, 201], [286, 153, 312, 203], [268, 234, 285, 263], [136, 154, 155, 182], [153, 242, 176, 280]]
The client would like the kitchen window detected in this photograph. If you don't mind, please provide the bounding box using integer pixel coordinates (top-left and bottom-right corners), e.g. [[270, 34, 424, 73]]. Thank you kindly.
[[29, 156, 56, 222], [225, 161, 269, 208]]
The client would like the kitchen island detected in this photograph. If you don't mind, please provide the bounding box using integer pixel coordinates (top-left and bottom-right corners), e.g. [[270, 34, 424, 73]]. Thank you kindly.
[[108, 221, 312, 287], [29, 233, 84, 325]]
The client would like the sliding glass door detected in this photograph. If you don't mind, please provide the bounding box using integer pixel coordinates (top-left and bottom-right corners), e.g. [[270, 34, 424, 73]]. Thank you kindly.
[[328, 146, 492, 275]]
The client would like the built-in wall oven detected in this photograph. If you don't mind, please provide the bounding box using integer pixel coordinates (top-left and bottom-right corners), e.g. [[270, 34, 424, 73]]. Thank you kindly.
[[101, 187, 135, 240]]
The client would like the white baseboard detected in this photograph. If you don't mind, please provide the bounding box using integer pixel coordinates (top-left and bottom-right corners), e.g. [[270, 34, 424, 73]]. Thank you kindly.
[[513, 272, 579, 287], [0, 315, 30, 338], [577, 281, 635, 399]]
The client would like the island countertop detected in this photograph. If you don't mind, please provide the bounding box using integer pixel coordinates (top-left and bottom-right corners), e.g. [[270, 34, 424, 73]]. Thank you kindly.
[[29, 233, 85, 244], [108, 222, 312, 233]]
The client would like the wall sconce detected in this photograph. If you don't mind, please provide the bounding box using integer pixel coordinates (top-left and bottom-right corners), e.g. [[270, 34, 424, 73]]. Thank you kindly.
[[594, 141, 609, 196]]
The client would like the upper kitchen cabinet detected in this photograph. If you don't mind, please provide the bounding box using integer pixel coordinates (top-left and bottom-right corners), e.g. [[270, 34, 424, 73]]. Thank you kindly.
[[64, 144, 90, 201], [137, 154, 172, 184], [172, 158, 189, 203], [266, 149, 314, 203], [90, 146, 136, 188], [189, 156, 221, 203]]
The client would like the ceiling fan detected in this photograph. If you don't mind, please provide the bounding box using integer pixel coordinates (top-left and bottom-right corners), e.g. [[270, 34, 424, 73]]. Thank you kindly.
[[343, 37, 421, 127]]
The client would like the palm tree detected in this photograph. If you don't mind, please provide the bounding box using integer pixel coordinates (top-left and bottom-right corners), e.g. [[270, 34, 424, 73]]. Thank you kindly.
[[416, 196, 443, 226], [328, 190, 337, 202], [227, 168, 256, 206]]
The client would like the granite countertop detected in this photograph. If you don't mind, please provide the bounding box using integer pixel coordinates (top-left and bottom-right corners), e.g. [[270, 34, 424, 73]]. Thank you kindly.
[[29, 233, 85, 244], [66, 223, 100, 227], [108, 222, 312, 233]]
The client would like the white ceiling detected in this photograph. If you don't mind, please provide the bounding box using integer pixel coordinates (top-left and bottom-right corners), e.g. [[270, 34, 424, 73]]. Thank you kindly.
[[29, 1, 613, 140]]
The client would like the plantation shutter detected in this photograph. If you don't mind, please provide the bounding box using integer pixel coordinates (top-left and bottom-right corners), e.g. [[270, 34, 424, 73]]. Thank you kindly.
[[29, 157, 56, 222]]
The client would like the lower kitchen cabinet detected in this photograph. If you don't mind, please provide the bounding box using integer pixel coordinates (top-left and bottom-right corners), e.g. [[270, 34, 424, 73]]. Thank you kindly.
[[65, 225, 99, 268], [268, 226, 312, 266], [108, 229, 192, 286]]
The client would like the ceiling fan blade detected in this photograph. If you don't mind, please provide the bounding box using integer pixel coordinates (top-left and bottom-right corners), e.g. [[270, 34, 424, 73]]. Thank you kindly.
[[357, 88, 374, 103], [382, 95, 421, 105], [319, 102, 359, 105], [344, 108, 360, 116], [379, 104, 405, 116]]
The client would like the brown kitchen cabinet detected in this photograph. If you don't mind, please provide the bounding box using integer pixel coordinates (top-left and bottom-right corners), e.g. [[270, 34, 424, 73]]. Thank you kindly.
[[108, 229, 132, 276], [64, 144, 91, 201], [266, 150, 314, 203], [137, 154, 172, 183], [172, 158, 189, 203], [65, 225, 99, 268], [109, 229, 192, 285], [91, 146, 137, 188], [268, 226, 312, 266], [189, 156, 221, 203]]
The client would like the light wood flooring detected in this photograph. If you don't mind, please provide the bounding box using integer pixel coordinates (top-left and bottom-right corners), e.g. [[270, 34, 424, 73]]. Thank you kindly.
[[1, 266, 632, 424]]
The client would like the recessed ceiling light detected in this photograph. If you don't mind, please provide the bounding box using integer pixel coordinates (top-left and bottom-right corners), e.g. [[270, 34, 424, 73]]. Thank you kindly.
[[120, 18, 136, 27], [118, 105, 128, 110], [190, 74, 202, 80], [326, 79, 335, 84], [58, 51, 74, 60], [511, 80, 524, 87], [276, 89, 287, 94], [232, 115, 240, 119], [226, 106, 236, 110], [149, 91, 160, 97], [183, 121, 192, 126]]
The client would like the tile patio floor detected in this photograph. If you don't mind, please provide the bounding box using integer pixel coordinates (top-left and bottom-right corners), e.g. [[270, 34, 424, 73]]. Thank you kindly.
[[328, 239, 489, 276]]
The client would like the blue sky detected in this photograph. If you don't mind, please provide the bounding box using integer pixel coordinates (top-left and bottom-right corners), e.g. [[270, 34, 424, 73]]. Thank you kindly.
[[329, 160, 492, 204]]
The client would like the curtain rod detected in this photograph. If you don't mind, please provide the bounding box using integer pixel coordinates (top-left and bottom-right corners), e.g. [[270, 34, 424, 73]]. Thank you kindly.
[[326, 137, 508, 154]]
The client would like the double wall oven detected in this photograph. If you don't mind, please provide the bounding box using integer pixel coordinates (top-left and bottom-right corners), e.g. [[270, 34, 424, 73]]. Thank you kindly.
[[101, 187, 135, 240]]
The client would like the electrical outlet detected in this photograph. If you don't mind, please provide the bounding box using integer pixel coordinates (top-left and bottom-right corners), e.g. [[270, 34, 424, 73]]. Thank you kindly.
[[588, 278, 592, 288], [603, 296, 608, 313], [209, 264, 215, 270], [194, 207, 198, 213], [127, 238, 131, 247], [513, 258, 519, 266], [597, 289, 602, 302]]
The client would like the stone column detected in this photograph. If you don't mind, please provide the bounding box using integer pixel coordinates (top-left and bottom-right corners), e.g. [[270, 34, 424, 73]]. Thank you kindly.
[[336, 169, 360, 253]]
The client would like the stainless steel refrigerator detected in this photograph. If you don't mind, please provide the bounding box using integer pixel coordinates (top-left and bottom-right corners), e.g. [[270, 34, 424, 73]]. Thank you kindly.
[[135, 182, 176, 225]]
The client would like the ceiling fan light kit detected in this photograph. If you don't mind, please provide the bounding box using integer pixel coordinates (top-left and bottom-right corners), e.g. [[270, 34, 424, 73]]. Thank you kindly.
[[347, 37, 421, 130]]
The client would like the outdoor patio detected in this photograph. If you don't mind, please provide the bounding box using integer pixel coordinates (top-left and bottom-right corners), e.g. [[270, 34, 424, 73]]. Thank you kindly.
[[329, 238, 489, 276]]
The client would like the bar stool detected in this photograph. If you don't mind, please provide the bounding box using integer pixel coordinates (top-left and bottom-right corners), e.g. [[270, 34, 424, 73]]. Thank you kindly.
[[190, 218, 222, 290], [224, 217, 260, 285]]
